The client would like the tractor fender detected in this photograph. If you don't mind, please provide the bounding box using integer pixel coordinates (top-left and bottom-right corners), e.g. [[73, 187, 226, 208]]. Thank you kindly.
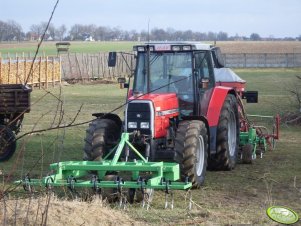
[[91, 112, 123, 131], [206, 86, 237, 154], [206, 86, 236, 126]]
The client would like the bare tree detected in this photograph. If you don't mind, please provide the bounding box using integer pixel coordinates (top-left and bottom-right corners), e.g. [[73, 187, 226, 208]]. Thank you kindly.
[[217, 31, 228, 41], [0, 20, 23, 41], [250, 33, 261, 41], [56, 24, 67, 41], [30, 24, 43, 40]]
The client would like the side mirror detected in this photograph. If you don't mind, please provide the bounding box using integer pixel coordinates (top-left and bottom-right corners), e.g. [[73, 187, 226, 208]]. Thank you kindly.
[[108, 52, 117, 67], [117, 77, 129, 89], [212, 47, 225, 68], [199, 78, 210, 89], [242, 91, 258, 103]]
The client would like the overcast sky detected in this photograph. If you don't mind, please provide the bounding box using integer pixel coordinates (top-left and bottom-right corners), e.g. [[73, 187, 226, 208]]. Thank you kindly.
[[1, 0, 300, 38]]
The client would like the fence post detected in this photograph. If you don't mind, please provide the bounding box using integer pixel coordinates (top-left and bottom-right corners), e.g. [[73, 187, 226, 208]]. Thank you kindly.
[[46, 56, 48, 89], [24, 57, 26, 84], [8, 58, 11, 84], [59, 56, 62, 85], [39, 57, 42, 89], [286, 53, 289, 68], [16, 57, 19, 84], [244, 53, 247, 68], [52, 57, 55, 87]]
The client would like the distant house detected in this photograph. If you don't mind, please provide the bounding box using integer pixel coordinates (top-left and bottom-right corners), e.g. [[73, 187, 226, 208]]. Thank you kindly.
[[84, 35, 94, 42]]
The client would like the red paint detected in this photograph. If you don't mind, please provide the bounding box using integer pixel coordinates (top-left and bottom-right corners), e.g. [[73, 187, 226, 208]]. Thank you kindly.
[[129, 93, 179, 138], [215, 81, 245, 96], [206, 86, 232, 127]]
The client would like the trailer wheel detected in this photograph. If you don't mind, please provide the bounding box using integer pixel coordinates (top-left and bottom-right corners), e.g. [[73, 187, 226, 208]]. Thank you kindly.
[[83, 119, 120, 161], [241, 144, 253, 164], [174, 120, 208, 188], [209, 94, 239, 170], [0, 125, 16, 162]]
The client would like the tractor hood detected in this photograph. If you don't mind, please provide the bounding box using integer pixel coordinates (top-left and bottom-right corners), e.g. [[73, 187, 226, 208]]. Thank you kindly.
[[128, 93, 179, 138], [129, 93, 179, 114]]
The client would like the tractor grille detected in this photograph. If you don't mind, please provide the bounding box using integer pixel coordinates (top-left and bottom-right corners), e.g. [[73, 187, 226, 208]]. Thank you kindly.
[[126, 102, 152, 135]]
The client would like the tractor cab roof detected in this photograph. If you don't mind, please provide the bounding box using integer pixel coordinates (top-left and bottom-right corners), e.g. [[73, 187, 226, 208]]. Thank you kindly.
[[133, 42, 213, 52]]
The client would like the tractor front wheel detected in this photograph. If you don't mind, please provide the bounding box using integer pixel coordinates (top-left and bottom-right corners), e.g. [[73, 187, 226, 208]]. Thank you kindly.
[[0, 125, 17, 162], [174, 120, 208, 188], [83, 118, 120, 161], [209, 94, 239, 170]]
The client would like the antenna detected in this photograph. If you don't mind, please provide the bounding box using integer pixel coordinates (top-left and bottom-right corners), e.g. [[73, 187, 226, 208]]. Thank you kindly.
[[147, 19, 150, 43]]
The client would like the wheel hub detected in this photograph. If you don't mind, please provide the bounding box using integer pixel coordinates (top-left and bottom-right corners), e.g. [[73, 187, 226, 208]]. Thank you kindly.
[[196, 135, 205, 177]]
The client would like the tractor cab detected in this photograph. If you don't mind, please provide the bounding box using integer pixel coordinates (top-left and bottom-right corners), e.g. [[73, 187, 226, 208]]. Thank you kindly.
[[132, 42, 217, 117]]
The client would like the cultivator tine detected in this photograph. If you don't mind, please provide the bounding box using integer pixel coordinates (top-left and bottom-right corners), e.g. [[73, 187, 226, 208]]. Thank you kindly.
[[22, 174, 34, 194], [67, 175, 77, 192], [164, 191, 174, 209], [140, 188, 154, 210], [66, 175, 80, 199], [112, 176, 128, 209], [45, 176, 54, 194], [163, 178, 174, 209], [188, 190, 193, 210], [118, 193, 128, 210], [91, 175, 102, 199]]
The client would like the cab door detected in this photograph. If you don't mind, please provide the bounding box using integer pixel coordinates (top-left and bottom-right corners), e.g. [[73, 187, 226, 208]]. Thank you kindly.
[[193, 51, 215, 116]]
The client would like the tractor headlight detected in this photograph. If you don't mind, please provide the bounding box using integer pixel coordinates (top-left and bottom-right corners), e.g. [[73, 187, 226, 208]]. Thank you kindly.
[[128, 122, 137, 129], [140, 122, 149, 129]]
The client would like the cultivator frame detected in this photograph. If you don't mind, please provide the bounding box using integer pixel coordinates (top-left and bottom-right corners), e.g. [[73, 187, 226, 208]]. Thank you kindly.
[[17, 133, 192, 208], [239, 114, 280, 160]]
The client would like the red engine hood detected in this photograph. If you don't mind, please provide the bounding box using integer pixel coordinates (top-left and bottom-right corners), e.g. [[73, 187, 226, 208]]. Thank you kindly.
[[128, 93, 179, 138], [129, 93, 179, 112]]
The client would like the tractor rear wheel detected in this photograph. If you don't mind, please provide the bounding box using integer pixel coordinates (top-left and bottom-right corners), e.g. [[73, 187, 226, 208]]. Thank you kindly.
[[0, 125, 16, 161], [209, 94, 239, 170], [83, 118, 120, 161], [174, 120, 208, 188]]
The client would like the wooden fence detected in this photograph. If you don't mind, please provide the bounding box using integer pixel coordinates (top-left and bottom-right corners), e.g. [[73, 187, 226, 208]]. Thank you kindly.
[[60, 52, 134, 81], [0, 56, 61, 89], [60, 52, 301, 81], [1, 52, 301, 87]]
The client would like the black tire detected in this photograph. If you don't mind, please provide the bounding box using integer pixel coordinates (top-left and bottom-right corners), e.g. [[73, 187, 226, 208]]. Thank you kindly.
[[241, 144, 253, 164], [83, 119, 120, 161], [174, 120, 208, 188], [209, 94, 239, 170], [0, 125, 17, 162]]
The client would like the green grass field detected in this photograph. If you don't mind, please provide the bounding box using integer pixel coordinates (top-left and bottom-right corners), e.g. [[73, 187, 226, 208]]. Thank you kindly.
[[1, 40, 301, 58], [0, 41, 139, 57], [1, 68, 301, 225]]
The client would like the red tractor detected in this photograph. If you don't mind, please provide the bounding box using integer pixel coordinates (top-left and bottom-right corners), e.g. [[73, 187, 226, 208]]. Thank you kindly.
[[84, 42, 258, 188]]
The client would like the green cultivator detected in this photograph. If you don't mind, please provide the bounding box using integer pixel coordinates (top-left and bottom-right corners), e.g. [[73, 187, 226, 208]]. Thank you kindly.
[[17, 133, 192, 209], [239, 114, 280, 163]]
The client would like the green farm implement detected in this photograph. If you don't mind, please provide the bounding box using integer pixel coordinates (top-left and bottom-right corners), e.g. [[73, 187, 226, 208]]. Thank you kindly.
[[17, 132, 192, 209]]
